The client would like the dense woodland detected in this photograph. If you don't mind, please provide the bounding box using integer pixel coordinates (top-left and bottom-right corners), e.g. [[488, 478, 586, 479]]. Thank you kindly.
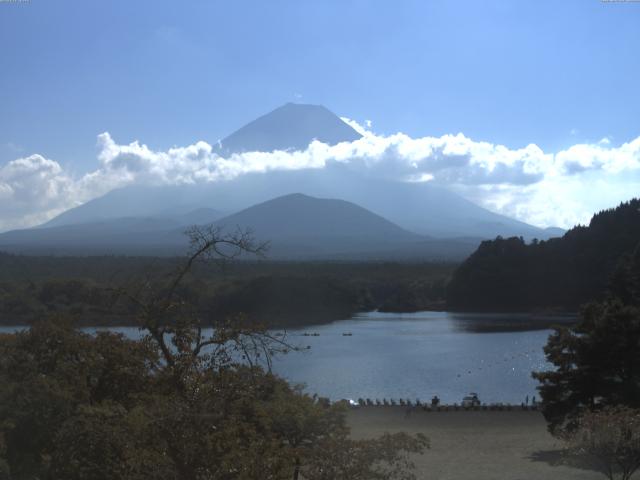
[[0, 255, 452, 328], [447, 199, 640, 312], [531, 229, 640, 461]]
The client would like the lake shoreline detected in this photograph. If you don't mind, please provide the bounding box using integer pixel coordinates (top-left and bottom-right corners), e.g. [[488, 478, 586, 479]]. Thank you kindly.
[[0, 307, 579, 330]]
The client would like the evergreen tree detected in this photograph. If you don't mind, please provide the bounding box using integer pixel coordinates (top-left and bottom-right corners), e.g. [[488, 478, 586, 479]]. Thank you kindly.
[[533, 300, 640, 434], [448, 199, 640, 311]]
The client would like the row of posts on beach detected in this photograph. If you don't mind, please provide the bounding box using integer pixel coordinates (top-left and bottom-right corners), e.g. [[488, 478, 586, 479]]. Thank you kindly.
[[346, 397, 539, 411]]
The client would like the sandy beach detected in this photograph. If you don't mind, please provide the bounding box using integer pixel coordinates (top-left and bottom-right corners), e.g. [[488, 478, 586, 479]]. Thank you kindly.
[[347, 407, 604, 480]]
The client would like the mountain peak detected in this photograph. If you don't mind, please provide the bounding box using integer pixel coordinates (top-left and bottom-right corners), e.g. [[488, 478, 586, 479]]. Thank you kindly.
[[213, 193, 422, 249], [216, 103, 361, 155]]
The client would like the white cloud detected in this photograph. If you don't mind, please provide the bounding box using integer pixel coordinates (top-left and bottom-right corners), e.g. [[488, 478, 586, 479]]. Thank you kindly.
[[340, 117, 371, 137], [0, 154, 78, 229], [555, 137, 640, 175], [1, 124, 640, 232]]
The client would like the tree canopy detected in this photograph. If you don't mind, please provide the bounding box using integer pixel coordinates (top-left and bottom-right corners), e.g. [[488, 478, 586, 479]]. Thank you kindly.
[[532, 241, 640, 435], [0, 227, 427, 480], [533, 300, 640, 434], [447, 199, 640, 311]]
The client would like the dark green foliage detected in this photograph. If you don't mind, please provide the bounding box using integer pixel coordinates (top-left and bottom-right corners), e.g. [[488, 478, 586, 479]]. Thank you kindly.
[[448, 199, 640, 311], [609, 244, 640, 306], [0, 227, 428, 479], [510, 202, 640, 438], [0, 317, 426, 479], [0, 258, 454, 327], [533, 301, 640, 435], [0, 320, 157, 479], [207, 275, 365, 327], [50, 403, 142, 480]]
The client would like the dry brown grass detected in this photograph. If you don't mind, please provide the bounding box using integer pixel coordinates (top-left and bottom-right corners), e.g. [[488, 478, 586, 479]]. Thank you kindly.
[[347, 407, 605, 480]]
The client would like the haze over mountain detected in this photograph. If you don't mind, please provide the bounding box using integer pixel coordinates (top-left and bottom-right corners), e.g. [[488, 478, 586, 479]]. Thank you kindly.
[[42, 103, 361, 229], [42, 189, 224, 228], [43, 166, 552, 240], [0, 193, 481, 260], [211, 193, 421, 258], [40, 104, 559, 237], [217, 193, 416, 241], [0, 209, 219, 255], [0, 103, 564, 258]]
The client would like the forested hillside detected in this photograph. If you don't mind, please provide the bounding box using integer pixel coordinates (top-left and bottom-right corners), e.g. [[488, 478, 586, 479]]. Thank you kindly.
[[0, 255, 452, 327], [447, 199, 640, 311]]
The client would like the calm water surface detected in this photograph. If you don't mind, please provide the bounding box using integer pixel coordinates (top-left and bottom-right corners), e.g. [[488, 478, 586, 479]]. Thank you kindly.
[[2, 311, 563, 405], [270, 311, 556, 404]]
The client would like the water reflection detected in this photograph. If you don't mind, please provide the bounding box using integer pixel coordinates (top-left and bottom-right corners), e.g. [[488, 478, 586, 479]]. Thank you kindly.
[[447, 312, 578, 333]]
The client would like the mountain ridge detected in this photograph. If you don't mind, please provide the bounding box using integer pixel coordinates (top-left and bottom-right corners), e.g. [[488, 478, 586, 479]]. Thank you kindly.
[[213, 192, 422, 241], [0, 193, 481, 260], [28, 103, 563, 245]]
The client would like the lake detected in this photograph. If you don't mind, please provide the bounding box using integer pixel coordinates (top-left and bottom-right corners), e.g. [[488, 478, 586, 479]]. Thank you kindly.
[[1, 311, 568, 405]]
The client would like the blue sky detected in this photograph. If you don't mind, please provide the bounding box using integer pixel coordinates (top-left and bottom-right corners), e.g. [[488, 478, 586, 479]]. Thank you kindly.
[[1, 0, 640, 230], [2, 0, 639, 167]]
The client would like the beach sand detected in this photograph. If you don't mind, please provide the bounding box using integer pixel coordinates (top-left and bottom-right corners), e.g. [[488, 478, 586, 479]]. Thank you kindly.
[[347, 407, 603, 480]]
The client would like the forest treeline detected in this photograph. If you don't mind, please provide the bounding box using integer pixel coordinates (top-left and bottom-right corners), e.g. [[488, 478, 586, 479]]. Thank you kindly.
[[0, 256, 452, 327], [4, 198, 638, 325], [528, 221, 640, 478], [447, 198, 640, 311]]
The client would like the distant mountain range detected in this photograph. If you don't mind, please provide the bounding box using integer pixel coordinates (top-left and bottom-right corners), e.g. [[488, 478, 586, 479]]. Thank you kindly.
[[0, 193, 481, 260], [0, 209, 221, 256], [0, 103, 565, 259]]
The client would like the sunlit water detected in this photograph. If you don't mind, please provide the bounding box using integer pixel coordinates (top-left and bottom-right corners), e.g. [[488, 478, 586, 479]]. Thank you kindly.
[[1, 311, 561, 405]]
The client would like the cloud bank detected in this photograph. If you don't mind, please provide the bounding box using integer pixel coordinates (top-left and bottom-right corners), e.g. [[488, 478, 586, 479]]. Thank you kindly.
[[1, 122, 639, 232]]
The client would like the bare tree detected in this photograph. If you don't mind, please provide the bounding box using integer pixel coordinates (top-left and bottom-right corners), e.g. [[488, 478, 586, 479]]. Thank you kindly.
[[110, 226, 292, 380]]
